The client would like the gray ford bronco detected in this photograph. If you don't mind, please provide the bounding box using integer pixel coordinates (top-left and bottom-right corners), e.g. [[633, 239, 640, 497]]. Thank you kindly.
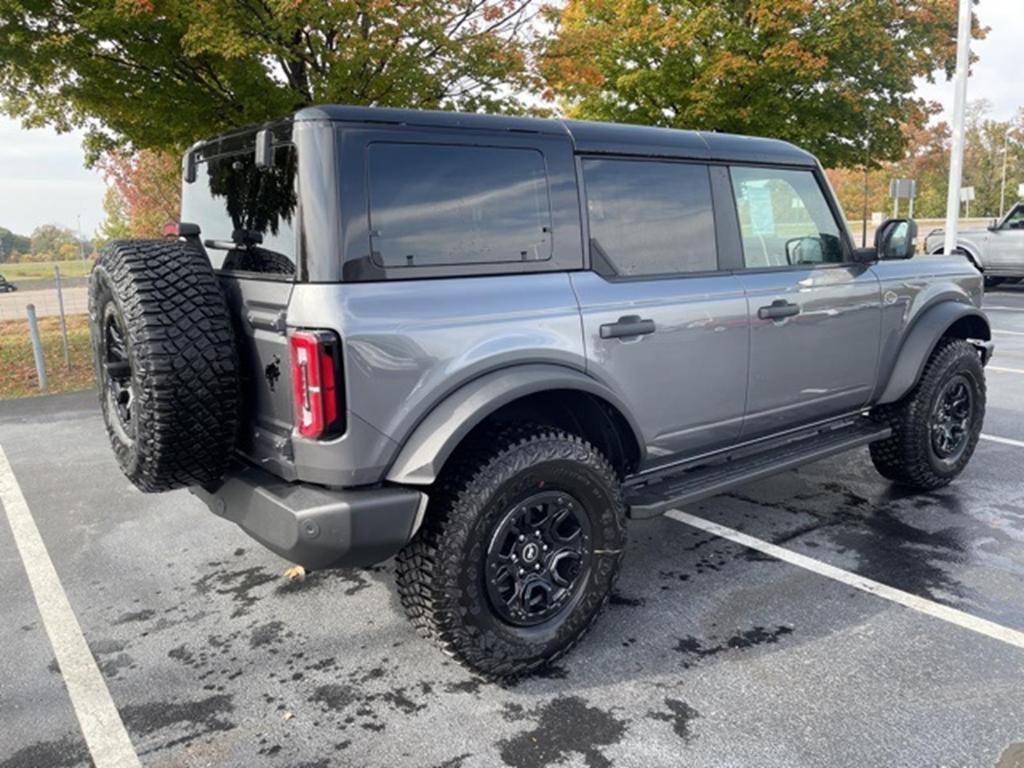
[[89, 105, 994, 677]]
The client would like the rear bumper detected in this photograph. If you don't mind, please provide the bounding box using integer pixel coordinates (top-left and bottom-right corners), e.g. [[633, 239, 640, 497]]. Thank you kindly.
[[190, 464, 427, 570]]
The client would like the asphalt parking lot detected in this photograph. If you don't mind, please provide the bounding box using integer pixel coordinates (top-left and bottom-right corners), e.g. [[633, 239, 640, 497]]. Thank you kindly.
[[3, 285, 1024, 768]]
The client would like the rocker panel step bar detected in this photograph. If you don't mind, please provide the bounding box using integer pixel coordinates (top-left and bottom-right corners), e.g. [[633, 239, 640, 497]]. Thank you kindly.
[[625, 419, 891, 519]]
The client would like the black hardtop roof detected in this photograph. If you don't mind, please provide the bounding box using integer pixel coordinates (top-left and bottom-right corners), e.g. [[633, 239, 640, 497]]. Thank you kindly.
[[293, 105, 818, 167]]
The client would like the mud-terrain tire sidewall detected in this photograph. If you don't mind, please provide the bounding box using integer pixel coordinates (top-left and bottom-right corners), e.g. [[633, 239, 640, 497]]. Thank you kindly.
[[396, 427, 626, 677], [88, 240, 240, 492], [870, 338, 985, 490], [90, 268, 139, 476]]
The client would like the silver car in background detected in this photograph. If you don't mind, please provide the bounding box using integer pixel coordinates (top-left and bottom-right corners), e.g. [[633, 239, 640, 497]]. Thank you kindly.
[[925, 202, 1024, 287]]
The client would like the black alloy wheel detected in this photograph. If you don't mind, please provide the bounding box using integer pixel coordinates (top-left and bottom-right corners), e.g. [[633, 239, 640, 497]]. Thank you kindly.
[[485, 490, 592, 627], [930, 373, 973, 461], [102, 304, 135, 442]]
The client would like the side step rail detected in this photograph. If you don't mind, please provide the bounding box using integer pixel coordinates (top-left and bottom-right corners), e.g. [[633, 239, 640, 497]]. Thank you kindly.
[[625, 419, 891, 520]]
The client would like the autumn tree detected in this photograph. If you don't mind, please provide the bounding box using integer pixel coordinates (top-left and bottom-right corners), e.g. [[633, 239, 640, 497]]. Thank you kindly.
[[97, 150, 182, 239], [540, 0, 984, 168], [0, 0, 539, 163], [826, 104, 1024, 223]]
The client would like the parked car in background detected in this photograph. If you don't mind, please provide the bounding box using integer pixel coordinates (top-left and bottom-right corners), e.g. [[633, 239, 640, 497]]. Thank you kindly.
[[0, 275, 17, 292], [925, 202, 1024, 287]]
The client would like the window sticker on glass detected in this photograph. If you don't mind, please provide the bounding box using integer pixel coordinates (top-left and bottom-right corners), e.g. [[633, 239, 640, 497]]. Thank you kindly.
[[746, 185, 776, 236]]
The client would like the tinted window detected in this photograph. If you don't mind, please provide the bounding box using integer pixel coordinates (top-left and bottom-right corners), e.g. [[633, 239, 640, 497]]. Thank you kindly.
[[367, 143, 552, 268], [181, 144, 298, 275], [583, 159, 717, 277], [730, 167, 845, 268]]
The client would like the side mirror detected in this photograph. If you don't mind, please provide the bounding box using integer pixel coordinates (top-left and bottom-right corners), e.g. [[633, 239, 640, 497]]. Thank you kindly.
[[875, 218, 918, 260], [988, 219, 1000, 231], [785, 236, 824, 265]]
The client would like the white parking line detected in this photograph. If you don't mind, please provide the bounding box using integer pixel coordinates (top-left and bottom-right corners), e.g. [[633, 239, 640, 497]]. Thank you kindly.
[[992, 329, 1024, 336], [0, 446, 141, 768], [989, 366, 1024, 375], [666, 509, 1024, 652], [981, 433, 1024, 449]]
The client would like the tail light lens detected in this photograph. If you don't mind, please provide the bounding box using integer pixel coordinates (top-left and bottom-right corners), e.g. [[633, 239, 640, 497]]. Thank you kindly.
[[290, 330, 344, 439]]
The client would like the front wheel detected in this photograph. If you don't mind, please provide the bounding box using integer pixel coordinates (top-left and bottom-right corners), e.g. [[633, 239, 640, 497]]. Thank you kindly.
[[395, 425, 626, 678], [869, 338, 986, 490]]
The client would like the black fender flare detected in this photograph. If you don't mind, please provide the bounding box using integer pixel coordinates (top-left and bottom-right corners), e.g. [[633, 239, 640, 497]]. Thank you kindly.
[[385, 364, 645, 485], [877, 302, 991, 405]]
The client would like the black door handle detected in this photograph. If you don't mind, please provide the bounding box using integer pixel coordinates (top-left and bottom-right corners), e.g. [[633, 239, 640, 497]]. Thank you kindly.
[[758, 300, 800, 320], [600, 315, 656, 339]]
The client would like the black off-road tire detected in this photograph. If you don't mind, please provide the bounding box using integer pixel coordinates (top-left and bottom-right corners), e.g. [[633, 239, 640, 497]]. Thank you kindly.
[[395, 425, 626, 678], [88, 240, 239, 492], [869, 338, 985, 490]]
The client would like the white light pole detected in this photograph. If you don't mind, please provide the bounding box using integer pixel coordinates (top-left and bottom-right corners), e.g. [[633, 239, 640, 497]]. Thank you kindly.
[[943, 0, 972, 258], [999, 129, 1010, 218]]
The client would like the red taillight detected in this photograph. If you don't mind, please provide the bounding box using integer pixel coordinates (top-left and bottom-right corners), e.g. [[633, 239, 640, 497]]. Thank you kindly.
[[290, 330, 344, 439]]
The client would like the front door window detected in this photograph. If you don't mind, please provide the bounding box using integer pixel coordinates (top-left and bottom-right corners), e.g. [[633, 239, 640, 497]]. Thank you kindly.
[[730, 167, 847, 268]]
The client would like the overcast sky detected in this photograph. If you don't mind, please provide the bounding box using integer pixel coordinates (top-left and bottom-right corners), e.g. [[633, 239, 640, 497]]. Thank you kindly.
[[0, 0, 1021, 239]]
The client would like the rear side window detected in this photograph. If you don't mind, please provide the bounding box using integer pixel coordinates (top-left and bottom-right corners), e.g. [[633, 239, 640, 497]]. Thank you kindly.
[[367, 143, 552, 268], [730, 166, 845, 268], [583, 159, 717, 277], [181, 145, 298, 276]]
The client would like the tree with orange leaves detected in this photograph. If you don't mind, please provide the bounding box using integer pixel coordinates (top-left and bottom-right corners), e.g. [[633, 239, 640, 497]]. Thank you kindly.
[[540, 0, 985, 168]]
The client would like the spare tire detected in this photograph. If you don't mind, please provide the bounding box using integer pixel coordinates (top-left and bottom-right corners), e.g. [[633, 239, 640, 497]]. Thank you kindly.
[[88, 240, 240, 492]]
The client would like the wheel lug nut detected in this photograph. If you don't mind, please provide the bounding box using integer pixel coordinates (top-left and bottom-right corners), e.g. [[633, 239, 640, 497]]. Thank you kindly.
[[518, 535, 525, 542], [535, 564, 541, 570]]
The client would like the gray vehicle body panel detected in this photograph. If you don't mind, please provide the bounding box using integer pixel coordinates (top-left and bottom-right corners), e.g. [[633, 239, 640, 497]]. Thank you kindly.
[[185, 107, 991, 551]]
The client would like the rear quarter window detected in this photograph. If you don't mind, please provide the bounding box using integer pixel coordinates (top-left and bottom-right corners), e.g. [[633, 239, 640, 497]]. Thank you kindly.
[[181, 144, 299, 277], [366, 143, 553, 269]]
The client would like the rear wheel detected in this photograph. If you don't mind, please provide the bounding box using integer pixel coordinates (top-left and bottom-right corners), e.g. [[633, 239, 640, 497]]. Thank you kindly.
[[89, 240, 239, 492], [395, 425, 626, 678], [869, 339, 985, 490]]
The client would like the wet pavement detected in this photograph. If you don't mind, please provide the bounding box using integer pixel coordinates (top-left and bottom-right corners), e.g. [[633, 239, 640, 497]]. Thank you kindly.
[[3, 285, 1024, 767]]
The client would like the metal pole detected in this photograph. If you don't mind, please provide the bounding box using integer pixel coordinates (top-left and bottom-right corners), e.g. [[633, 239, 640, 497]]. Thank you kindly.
[[943, 0, 972, 257], [77, 215, 85, 261], [26, 304, 47, 390], [999, 130, 1009, 218], [54, 265, 70, 370], [861, 132, 870, 247]]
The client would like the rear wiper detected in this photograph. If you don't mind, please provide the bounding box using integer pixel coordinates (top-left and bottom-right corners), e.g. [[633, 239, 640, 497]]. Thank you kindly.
[[204, 228, 264, 251]]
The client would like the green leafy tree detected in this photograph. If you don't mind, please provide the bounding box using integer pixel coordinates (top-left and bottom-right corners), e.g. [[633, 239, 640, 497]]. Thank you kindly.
[[0, 227, 31, 262], [540, 0, 984, 167], [0, 0, 539, 163], [30, 224, 78, 260]]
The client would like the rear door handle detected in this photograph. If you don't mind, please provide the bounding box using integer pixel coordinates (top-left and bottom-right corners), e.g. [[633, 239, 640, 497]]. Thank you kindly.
[[757, 300, 800, 320], [600, 315, 656, 340]]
